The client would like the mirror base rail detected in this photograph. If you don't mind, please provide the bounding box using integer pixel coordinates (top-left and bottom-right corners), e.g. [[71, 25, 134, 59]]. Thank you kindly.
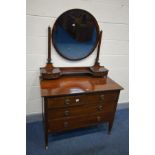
[[40, 65, 108, 80]]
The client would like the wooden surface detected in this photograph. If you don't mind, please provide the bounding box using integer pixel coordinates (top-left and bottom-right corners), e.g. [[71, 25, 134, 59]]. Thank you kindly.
[[40, 76, 123, 149], [40, 76, 123, 97]]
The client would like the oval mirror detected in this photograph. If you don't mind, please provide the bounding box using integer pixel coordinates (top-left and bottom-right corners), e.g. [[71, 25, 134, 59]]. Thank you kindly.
[[52, 9, 100, 61]]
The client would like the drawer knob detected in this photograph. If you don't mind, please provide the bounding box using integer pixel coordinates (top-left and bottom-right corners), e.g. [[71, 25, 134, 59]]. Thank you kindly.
[[97, 116, 101, 122], [65, 99, 70, 105], [64, 122, 68, 128], [98, 105, 103, 111], [100, 95, 104, 100], [64, 110, 69, 116]]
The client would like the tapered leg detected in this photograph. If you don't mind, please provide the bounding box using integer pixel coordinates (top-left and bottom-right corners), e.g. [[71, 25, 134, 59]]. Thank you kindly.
[[108, 121, 113, 134], [44, 97, 48, 150], [45, 132, 48, 150]]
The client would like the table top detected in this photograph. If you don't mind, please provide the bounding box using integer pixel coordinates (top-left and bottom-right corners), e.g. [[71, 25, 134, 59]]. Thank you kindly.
[[40, 76, 123, 97]]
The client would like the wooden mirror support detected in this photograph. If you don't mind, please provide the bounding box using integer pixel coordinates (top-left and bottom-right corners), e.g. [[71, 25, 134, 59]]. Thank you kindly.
[[40, 25, 108, 79]]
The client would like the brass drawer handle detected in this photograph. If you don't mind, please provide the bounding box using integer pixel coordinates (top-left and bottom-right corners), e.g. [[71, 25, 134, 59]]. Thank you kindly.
[[64, 122, 68, 128], [98, 105, 103, 111], [64, 110, 69, 116], [100, 94, 104, 101], [64, 99, 70, 105], [97, 116, 101, 122]]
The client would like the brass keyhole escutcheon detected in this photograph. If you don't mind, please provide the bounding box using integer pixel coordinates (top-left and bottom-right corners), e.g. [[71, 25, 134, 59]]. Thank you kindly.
[[75, 98, 80, 103]]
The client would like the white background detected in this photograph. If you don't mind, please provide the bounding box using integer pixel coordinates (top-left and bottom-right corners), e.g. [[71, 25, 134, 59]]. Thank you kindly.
[[0, 0, 155, 155], [26, 0, 129, 115]]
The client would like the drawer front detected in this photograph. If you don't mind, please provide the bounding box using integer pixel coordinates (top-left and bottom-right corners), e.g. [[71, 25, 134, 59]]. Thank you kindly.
[[47, 91, 119, 108], [48, 112, 113, 133], [47, 101, 116, 120]]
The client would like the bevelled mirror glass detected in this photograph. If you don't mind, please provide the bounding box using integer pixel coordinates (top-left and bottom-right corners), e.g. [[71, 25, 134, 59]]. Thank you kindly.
[[52, 9, 100, 60]]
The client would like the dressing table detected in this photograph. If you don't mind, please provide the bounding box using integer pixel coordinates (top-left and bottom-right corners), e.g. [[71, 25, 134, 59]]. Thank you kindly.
[[39, 9, 123, 149]]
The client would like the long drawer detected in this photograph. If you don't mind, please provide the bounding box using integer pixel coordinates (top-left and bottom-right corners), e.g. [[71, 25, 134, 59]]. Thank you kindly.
[[47, 91, 119, 108], [47, 112, 114, 133], [47, 101, 116, 120]]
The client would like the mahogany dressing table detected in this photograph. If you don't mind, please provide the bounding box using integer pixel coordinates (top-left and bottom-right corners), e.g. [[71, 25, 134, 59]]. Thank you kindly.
[[39, 9, 123, 149]]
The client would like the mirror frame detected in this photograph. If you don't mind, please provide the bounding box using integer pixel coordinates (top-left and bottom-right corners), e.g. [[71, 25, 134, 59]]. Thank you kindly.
[[52, 9, 100, 61]]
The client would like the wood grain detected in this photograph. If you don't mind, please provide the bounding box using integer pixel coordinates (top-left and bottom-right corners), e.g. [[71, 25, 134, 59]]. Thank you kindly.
[[40, 76, 123, 97], [47, 111, 114, 133]]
